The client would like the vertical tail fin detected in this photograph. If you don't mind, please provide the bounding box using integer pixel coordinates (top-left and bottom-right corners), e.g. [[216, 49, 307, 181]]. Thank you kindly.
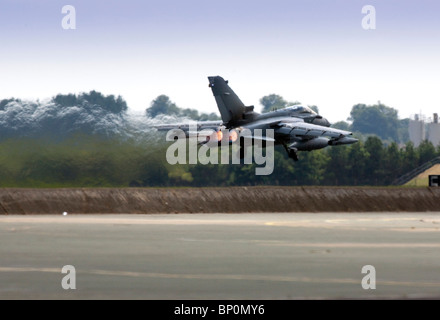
[[208, 76, 247, 124]]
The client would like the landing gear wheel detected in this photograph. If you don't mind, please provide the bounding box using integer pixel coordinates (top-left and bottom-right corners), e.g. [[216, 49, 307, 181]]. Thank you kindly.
[[283, 144, 299, 162], [288, 149, 299, 161]]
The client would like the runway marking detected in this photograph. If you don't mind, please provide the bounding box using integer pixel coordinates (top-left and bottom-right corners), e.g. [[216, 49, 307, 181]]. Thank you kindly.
[[0, 216, 265, 226], [388, 228, 440, 233], [1, 267, 439, 288], [177, 238, 440, 248], [265, 218, 440, 232], [1, 215, 440, 230], [259, 242, 440, 248]]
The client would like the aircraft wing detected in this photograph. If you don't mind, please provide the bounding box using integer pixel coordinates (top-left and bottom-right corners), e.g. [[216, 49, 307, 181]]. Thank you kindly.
[[275, 121, 353, 139], [153, 121, 223, 132], [153, 118, 355, 144], [241, 117, 354, 140], [153, 121, 223, 137]]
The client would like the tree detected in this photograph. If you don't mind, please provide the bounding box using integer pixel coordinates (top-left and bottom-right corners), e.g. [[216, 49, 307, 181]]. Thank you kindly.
[[401, 141, 418, 173], [259, 94, 300, 113], [180, 108, 220, 121], [146, 95, 180, 118], [383, 142, 402, 183], [398, 118, 410, 143], [346, 141, 369, 185], [331, 121, 350, 131], [0, 98, 22, 112], [260, 94, 287, 113], [179, 108, 199, 119], [198, 112, 220, 121], [324, 145, 349, 185], [417, 140, 437, 165], [53, 94, 78, 107], [53, 91, 128, 114], [349, 103, 399, 142], [290, 150, 329, 185], [309, 105, 319, 114], [364, 136, 385, 185], [146, 95, 220, 120]]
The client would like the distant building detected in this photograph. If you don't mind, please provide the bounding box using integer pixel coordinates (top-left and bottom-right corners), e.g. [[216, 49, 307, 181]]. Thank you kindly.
[[409, 113, 440, 147], [427, 113, 440, 147], [409, 114, 425, 147]]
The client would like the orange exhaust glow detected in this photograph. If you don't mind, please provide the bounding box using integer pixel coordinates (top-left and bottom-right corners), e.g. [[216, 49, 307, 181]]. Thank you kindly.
[[229, 130, 238, 142]]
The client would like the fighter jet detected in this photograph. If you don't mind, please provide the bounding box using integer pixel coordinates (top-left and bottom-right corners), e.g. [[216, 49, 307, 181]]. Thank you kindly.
[[154, 76, 358, 161]]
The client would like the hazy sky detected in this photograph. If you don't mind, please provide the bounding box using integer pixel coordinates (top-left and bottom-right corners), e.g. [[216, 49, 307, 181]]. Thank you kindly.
[[0, 0, 439, 122]]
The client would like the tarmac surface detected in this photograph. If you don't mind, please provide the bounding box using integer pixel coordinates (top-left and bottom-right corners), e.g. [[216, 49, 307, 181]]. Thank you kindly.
[[1, 213, 440, 299]]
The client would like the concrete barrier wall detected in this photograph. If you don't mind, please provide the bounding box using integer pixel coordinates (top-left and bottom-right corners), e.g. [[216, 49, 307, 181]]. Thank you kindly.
[[0, 187, 439, 214]]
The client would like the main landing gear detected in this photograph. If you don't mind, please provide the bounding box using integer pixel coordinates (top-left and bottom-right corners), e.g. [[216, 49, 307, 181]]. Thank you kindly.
[[283, 144, 299, 161]]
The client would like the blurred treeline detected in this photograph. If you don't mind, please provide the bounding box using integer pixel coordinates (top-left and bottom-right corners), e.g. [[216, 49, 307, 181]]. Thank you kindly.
[[0, 135, 438, 187], [0, 91, 438, 188]]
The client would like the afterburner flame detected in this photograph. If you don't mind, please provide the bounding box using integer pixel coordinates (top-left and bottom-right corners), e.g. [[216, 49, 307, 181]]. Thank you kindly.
[[229, 130, 238, 142]]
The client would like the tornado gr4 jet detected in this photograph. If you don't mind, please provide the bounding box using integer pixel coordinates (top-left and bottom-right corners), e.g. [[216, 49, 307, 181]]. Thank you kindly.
[[154, 76, 358, 161]]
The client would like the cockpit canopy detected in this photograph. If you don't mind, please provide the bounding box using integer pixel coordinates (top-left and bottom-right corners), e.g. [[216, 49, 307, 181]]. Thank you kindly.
[[285, 105, 317, 115]]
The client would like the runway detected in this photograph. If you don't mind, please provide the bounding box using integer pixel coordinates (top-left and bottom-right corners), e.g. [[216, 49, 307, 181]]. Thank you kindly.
[[1, 213, 440, 299]]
